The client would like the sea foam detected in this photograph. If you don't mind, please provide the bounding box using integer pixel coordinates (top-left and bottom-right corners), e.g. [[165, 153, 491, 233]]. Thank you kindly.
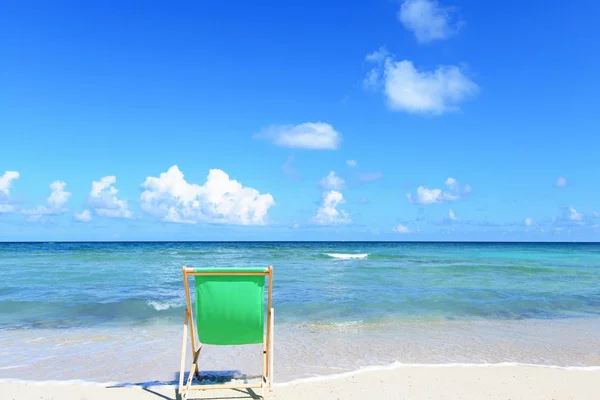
[[326, 253, 368, 260], [146, 300, 179, 311]]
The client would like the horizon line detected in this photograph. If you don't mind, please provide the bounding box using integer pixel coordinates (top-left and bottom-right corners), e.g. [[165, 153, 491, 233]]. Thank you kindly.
[[1, 240, 599, 244]]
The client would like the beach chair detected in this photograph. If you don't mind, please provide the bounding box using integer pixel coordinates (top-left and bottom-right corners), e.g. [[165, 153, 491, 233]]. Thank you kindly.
[[179, 266, 274, 400]]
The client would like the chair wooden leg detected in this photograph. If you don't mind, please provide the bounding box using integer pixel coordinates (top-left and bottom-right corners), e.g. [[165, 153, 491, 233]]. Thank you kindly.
[[193, 345, 203, 380], [179, 310, 189, 397], [184, 359, 198, 399], [269, 308, 274, 390]]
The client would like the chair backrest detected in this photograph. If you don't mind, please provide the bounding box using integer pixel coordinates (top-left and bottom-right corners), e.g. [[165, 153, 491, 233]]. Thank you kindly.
[[192, 268, 267, 345]]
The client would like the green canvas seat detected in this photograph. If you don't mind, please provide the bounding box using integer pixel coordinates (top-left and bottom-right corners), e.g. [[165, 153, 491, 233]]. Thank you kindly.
[[194, 267, 266, 345], [179, 266, 274, 400]]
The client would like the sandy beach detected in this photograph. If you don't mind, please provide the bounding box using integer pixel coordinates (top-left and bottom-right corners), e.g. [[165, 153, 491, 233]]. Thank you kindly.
[[2, 364, 600, 400]]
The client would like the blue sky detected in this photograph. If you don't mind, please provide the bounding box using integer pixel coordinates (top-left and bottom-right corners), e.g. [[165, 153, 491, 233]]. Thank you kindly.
[[1, 0, 599, 241]]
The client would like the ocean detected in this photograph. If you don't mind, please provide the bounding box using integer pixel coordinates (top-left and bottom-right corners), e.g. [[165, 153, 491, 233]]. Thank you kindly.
[[1, 242, 600, 384]]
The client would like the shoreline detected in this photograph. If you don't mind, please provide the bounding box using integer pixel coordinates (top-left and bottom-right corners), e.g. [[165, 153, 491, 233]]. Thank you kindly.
[[3, 361, 600, 387], [2, 364, 600, 400], [3, 318, 600, 383]]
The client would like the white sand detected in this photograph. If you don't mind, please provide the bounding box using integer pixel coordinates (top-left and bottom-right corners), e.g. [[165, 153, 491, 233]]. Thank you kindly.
[[2, 364, 599, 400]]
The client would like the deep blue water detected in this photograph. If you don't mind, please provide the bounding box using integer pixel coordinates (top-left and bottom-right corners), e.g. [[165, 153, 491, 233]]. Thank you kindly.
[[1, 242, 599, 330]]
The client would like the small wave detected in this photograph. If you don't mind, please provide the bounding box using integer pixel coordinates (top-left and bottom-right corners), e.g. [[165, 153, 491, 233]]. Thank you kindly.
[[146, 300, 179, 311], [326, 253, 368, 260], [278, 362, 600, 386]]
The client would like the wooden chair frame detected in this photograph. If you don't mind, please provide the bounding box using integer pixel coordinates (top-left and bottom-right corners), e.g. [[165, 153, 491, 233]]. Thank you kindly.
[[179, 266, 274, 400]]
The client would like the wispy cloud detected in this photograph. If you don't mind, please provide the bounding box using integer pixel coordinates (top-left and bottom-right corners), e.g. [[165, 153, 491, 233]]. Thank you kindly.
[[407, 177, 471, 205], [398, 0, 461, 43], [568, 206, 583, 222], [449, 208, 458, 221], [364, 48, 478, 114], [555, 176, 568, 188], [524, 217, 535, 226], [393, 224, 411, 233], [358, 172, 384, 183], [255, 122, 341, 150], [281, 154, 300, 180], [319, 171, 345, 191], [346, 160, 358, 168]]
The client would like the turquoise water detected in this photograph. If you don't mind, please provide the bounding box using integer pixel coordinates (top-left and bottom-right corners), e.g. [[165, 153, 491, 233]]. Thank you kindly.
[[1, 242, 600, 329], [2, 242, 600, 383]]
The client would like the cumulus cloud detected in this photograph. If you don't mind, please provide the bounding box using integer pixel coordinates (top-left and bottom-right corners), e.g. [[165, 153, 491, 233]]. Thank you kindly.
[[0, 170, 20, 213], [88, 176, 133, 219], [23, 180, 71, 217], [393, 224, 411, 233], [319, 171, 345, 190], [74, 209, 92, 222], [398, 0, 460, 43], [407, 177, 470, 205], [358, 172, 384, 183], [346, 160, 358, 168], [140, 165, 275, 225], [364, 48, 478, 114], [255, 122, 341, 150], [0, 171, 19, 197], [555, 176, 568, 188], [524, 217, 534, 226], [594, 211, 600, 217], [313, 190, 351, 225]]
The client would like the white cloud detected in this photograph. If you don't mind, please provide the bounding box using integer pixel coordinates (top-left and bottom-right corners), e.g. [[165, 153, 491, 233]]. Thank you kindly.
[[363, 68, 381, 89], [525, 217, 534, 226], [593, 211, 600, 217], [0, 171, 21, 213], [358, 172, 384, 183], [88, 176, 133, 219], [74, 209, 92, 222], [445, 177, 458, 191], [407, 177, 470, 205], [346, 160, 358, 168], [555, 176, 568, 188], [255, 122, 341, 150], [393, 224, 411, 233], [0, 204, 16, 213], [314, 190, 351, 225], [0, 171, 20, 196], [398, 0, 460, 43], [23, 180, 71, 218], [319, 171, 345, 190], [449, 208, 458, 221], [140, 165, 275, 225], [365, 46, 390, 63], [365, 49, 478, 114], [568, 206, 583, 221]]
